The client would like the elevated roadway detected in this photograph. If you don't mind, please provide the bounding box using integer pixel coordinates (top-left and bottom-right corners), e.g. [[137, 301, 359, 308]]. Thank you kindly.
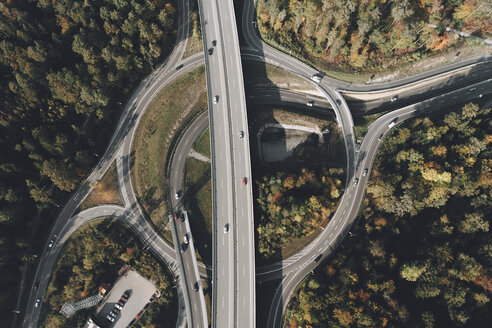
[[196, 0, 256, 327]]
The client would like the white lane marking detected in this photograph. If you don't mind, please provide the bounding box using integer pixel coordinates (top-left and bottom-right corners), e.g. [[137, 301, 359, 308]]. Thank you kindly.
[[329, 232, 334, 238]]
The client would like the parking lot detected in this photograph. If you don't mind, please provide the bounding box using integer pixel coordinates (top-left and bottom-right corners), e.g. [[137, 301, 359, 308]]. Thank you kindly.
[[95, 270, 156, 328]]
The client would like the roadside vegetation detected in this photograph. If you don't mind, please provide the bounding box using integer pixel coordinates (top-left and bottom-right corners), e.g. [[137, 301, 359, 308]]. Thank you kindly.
[[256, 0, 491, 79], [79, 162, 122, 211], [192, 128, 211, 158], [132, 65, 207, 243], [256, 167, 345, 261], [41, 219, 177, 328], [0, 0, 176, 321], [183, 0, 203, 58], [353, 111, 387, 141], [249, 107, 346, 262], [242, 59, 318, 94], [284, 101, 491, 327]]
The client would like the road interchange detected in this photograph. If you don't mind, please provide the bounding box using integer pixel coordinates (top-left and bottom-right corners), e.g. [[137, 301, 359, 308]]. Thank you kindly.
[[18, 0, 492, 327]]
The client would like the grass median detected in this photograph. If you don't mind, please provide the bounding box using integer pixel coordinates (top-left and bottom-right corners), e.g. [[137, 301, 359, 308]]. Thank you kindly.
[[183, 157, 212, 265], [79, 161, 122, 211], [132, 65, 207, 244]]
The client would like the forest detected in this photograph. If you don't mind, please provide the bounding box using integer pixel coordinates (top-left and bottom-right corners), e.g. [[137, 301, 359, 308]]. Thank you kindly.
[[42, 219, 177, 328], [284, 102, 491, 327], [256, 0, 492, 72], [256, 167, 345, 260], [0, 0, 176, 322]]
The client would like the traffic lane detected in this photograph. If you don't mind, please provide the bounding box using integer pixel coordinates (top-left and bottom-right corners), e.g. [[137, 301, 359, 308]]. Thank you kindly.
[[222, 0, 256, 323], [169, 111, 209, 208], [267, 81, 492, 326], [22, 0, 192, 323], [242, 0, 492, 92], [176, 223, 204, 327], [200, 0, 242, 326]]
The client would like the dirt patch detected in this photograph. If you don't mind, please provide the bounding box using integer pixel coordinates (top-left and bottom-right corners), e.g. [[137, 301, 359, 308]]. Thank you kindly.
[[79, 162, 122, 211]]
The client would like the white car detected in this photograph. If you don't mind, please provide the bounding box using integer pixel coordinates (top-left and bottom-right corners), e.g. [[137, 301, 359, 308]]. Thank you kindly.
[[353, 178, 359, 186], [115, 303, 123, 310], [311, 74, 321, 82], [34, 299, 41, 308], [213, 96, 218, 104], [175, 192, 179, 200], [363, 168, 368, 176], [48, 239, 54, 248], [307, 101, 314, 107], [239, 131, 244, 138], [224, 224, 229, 233], [390, 95, 398, 102], [183, 234, 189, 245], [107, 315, 115, 322]]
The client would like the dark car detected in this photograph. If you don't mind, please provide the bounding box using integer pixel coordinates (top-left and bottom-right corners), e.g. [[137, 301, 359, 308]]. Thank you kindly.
[[212, 40, 217, 46], [34, 281, 39, 290], [194, 282, 199, 291], [314, 254, 322, 262], [175, 64, 184, 70], [208, 48, 214, 55]]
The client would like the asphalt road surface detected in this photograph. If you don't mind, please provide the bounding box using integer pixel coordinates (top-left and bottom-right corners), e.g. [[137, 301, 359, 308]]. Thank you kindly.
[[197, 0, 256, 327]]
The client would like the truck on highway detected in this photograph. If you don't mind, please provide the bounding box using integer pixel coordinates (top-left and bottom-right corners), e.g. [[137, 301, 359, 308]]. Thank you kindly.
[[388, 118, 398, 128]]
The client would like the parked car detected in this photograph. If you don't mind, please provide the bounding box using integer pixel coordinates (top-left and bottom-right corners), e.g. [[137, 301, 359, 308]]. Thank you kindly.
[[115, 303, 123, 310], [135, 310, 143, 319], [363, 168, 368, 176], [181, 213, 185, 222], [113, 308, 120, 315], [107, 315, 115, 322], [110, 311, 117, 318]]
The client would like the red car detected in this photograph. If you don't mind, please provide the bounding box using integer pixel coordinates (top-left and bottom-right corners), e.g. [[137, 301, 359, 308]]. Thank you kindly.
[[174, 213, 178, 220], [242, 177, 247, 186]]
